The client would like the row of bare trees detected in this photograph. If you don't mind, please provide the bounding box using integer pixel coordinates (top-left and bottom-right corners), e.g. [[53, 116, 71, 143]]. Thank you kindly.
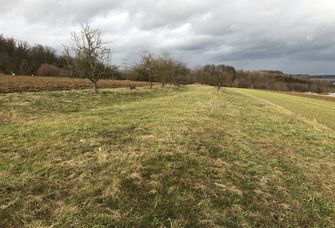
[[132, 52, 190, 88], [1, 24, 334, 93], [190, 64, 236, 90]]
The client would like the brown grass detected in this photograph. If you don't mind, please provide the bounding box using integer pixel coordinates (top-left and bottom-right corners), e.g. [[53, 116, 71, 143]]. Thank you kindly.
[[0, 75, 153, 93]]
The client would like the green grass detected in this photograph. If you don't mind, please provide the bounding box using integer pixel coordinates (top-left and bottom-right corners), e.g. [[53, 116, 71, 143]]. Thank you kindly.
[[1, 85, 335, 227], [235, 88, 335, 130]]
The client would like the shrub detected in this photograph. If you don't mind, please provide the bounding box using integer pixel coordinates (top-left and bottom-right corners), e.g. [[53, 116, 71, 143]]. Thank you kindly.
[[37, 64, 62, 76]]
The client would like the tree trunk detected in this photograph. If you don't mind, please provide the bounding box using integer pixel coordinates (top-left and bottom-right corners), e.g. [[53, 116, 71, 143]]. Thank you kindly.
[[150, 81, 153, 89], [92, 81, 98, 93]]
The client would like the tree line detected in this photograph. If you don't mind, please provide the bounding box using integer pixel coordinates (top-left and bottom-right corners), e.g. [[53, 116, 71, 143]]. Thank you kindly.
[[0, 34, 65, 75], [128, 63, 334, 93], [233, 70, 335, 93], [0, 31, 120, 80], [1, 25, 334, 93], [131, 52, 190, 88]]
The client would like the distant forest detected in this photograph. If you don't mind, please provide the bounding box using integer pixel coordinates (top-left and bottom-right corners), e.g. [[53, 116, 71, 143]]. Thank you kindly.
[[0, 34, 66, 76], [310, 75, 335, 82], [1, 34, 334, 93]]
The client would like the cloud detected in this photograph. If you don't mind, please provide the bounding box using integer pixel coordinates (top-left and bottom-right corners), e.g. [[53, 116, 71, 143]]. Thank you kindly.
[[1, 0, 335, 74]]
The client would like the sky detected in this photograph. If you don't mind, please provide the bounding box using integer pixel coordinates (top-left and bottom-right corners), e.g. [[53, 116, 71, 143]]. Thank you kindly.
[[1, 0, 335, 74]]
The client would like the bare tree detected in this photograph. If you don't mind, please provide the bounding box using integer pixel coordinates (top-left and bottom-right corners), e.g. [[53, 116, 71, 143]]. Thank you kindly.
[[217, 65, 230, 91], [171, 61, 189, 86], [134, 52, 191, 87], [134, 51, 155, 88], [155, 53, 174, 87], [144, 52, 155, 89], [215, 65, 237, 91], [65, 23, 112, 92]]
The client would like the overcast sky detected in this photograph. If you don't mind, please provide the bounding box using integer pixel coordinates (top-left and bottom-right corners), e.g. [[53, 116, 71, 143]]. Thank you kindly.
[[1, 0, 335, 74]]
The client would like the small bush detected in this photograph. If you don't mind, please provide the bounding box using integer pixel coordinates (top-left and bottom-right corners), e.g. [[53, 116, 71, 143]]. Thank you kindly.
[[122, 69, 139, 81], [37, 64, 62, 76]]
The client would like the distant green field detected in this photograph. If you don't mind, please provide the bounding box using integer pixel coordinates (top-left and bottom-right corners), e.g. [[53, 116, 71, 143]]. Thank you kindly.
[[233, 88, 335, 129], [1, 85, 335, 227]]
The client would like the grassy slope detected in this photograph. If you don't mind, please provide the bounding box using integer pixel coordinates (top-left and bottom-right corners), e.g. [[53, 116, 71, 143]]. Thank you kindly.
[[234, 88, 335, 130], [1, 85, 335, 227], [284, 92, 335, 103]]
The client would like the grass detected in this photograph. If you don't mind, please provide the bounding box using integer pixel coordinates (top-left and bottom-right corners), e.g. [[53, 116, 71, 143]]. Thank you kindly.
[[1, 85, 335, 227], [235, 88, 335, 129]]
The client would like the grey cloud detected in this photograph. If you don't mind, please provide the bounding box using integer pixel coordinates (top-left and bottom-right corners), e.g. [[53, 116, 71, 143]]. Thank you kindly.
[[1, 0, 335, 74]]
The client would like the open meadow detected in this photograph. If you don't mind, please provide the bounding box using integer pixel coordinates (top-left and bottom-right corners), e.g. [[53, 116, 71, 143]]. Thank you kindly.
[[1, 85, 335, 226]]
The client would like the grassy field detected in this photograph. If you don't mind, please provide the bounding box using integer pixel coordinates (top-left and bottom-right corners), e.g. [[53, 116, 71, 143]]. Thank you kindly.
[[0, 75, 152, 93], [236, 88, 335, 130], [284, 92, 335, 103], [1, 85, 335, 227]]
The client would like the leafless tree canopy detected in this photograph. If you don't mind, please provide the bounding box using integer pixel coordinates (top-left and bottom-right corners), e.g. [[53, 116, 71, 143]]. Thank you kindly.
[[66, 23, 112, 91], [133, 52, 189, 87]]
